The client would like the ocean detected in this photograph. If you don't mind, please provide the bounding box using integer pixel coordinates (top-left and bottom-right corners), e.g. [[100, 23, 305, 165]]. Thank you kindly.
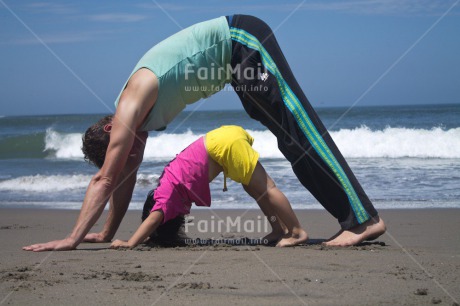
[[0, 104, 459, 210]]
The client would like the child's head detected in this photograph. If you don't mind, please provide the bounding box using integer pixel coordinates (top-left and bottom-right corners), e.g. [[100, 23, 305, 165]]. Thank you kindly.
[[81, 115, 113, 168], [141, 189, 163, 241], [142, 189, 156, 222], [142, 189, 188, 243]]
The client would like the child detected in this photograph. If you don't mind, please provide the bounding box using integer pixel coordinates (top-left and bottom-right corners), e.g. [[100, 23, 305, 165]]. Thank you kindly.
[[110, 125, 308, 249]]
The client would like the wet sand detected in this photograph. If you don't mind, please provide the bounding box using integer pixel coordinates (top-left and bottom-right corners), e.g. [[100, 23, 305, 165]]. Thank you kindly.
[[1, 208, 459, 305]]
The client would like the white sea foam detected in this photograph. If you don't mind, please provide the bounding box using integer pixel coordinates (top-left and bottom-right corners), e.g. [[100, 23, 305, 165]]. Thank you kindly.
[[136, 173, 160, 186], [0, 173, 163, 193], [332, 126, 460, 159], [144, 130, 204, 159], [43, 126, 460, 160], [0, 174, 91, 192], [44, 128, 84, 159]]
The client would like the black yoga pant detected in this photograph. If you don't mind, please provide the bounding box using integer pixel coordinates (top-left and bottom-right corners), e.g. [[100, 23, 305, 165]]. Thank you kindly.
[[227, 14, 378, 229]]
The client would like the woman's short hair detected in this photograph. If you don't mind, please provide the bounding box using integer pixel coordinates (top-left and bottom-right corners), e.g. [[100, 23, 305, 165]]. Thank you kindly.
[[81, 115, 113, 168]]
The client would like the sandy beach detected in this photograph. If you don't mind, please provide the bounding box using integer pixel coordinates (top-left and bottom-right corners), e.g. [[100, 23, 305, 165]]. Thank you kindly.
[[1, 208, 459, 305]]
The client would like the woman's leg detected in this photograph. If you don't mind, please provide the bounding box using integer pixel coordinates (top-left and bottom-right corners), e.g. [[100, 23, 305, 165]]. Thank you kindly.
[[229, 15, 384, 244]]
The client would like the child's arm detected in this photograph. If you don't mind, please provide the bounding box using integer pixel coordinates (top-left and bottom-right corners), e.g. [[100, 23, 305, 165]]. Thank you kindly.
[[110, 210, 164, 249]]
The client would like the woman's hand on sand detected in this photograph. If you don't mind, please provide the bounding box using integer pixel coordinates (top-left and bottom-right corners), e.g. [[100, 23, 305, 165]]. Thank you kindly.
[[84, 232, 110, 243], [22, 239, 76, 252], [110, 239, 131, 249]]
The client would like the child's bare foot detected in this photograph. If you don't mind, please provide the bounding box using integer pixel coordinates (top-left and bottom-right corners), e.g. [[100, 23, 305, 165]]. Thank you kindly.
[[262, 231, 284, 245], [324, 216, 386, 247], [276, 229, 308, 247]]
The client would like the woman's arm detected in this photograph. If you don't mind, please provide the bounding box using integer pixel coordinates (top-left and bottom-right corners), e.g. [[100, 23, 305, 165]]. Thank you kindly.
[[23, 69, 158, 252], [84, 132, 147, 243], [111, 210, 164, 249], [23, 112, 141, 252]]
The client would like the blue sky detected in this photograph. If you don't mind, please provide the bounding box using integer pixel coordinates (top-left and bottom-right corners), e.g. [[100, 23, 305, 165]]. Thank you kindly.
[[1, 0, 459, 116]]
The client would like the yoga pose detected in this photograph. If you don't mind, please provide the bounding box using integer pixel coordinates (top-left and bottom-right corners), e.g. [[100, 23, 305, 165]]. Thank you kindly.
[[109, 125, 307, 249], [23, 14, 384, 252]]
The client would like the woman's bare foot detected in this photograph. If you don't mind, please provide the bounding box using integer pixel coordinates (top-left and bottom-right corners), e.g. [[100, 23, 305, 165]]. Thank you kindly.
[[324, 216, 386, 247], [276, 229, 308, 247]]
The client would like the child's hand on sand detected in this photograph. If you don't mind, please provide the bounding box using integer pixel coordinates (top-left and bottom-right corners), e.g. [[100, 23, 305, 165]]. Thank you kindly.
[[84, 232, 110, 243], [110, 239, 131, 249]]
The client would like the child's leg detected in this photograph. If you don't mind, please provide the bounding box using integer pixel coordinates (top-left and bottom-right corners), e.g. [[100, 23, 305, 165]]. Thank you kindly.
[[243, 184, 286, 244], [244, 162, 308, 247]]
